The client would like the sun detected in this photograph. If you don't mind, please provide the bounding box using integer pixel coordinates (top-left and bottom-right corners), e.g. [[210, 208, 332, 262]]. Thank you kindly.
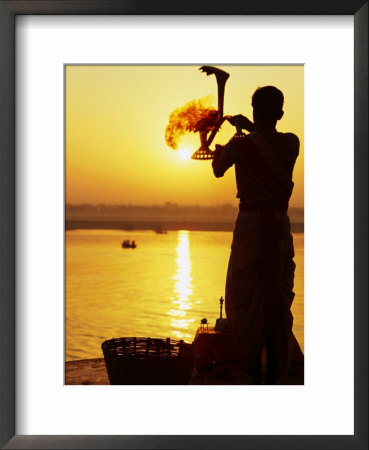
[[178, 148, 192, 161]]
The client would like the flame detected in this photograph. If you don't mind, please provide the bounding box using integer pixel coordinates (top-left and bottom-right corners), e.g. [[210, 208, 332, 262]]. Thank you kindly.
[[165, 96, 217, 150]]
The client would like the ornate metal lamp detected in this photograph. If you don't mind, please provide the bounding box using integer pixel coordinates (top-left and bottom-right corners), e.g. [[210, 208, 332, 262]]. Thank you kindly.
[[191, 66, 230, 160]]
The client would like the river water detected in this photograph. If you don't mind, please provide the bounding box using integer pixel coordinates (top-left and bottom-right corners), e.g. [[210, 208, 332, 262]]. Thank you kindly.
[[66, 229, 304, 361]]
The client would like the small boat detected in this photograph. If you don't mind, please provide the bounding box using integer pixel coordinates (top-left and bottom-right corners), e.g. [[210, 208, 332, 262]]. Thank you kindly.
[[121, 240, 137, 249], [154, 227, 167, 234]]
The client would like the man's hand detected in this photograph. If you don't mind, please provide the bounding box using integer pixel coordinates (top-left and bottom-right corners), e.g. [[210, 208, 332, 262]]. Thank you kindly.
[[228, 114, 255, 132], [213, 144, 224, 157]]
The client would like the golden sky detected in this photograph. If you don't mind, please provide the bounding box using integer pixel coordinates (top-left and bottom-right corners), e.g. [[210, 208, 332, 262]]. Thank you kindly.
[[66, 65, 304, 207]]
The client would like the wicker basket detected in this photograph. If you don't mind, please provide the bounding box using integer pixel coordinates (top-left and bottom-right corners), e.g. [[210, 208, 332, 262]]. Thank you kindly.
[[101, 337, 194, 385]]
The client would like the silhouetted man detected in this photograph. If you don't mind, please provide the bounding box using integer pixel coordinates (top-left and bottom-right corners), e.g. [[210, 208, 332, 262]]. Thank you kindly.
[[212, 86, 301, 384]]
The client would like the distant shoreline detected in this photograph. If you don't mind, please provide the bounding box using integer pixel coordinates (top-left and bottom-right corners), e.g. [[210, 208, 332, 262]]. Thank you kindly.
[[66, 220, 304, 233], [66, 203, 304, 233]]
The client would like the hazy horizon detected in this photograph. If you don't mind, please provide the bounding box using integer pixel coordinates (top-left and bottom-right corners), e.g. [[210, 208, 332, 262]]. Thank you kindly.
[[66, 201, 304, 209], [65, 202, 304, 232]]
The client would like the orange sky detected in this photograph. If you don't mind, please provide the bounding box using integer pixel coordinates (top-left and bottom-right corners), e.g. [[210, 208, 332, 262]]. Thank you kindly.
[[66, 65, 304, 207]]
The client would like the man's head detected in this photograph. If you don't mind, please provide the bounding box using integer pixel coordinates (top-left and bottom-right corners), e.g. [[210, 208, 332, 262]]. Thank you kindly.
[[252, 86, 284, 127]]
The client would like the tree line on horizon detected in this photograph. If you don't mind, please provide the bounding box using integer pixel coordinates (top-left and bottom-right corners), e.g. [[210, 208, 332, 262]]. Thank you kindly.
[[66, 202, 304, 219]]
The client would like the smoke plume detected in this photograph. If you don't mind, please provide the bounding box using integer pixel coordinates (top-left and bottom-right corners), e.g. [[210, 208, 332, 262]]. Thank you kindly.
[[165, 96, 217, 150]]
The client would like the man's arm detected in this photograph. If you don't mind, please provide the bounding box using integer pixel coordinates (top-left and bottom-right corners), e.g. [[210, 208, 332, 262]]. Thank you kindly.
[[285, 133, 300, 161], [212, 114, 253, 177], [212, 142, 236, 178]]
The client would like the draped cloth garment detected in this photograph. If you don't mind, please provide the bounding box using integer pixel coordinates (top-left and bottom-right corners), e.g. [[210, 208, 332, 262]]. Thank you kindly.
[[213, 130, 301, 380], [226, 208, 296, 379]]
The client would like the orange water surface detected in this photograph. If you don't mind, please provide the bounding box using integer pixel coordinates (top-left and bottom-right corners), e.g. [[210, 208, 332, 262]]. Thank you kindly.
[[66, 230, 304, 361]]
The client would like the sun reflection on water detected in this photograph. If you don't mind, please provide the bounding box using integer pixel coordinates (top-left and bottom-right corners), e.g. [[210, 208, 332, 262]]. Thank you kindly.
[[168, 230, 195, 339]]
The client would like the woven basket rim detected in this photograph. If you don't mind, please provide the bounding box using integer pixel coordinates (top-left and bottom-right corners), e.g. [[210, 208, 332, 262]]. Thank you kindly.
[[101, 336, 194, 359]]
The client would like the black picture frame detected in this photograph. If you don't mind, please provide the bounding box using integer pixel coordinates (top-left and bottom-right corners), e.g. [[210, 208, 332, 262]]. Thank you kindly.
[[0, 1, 367, 449]]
